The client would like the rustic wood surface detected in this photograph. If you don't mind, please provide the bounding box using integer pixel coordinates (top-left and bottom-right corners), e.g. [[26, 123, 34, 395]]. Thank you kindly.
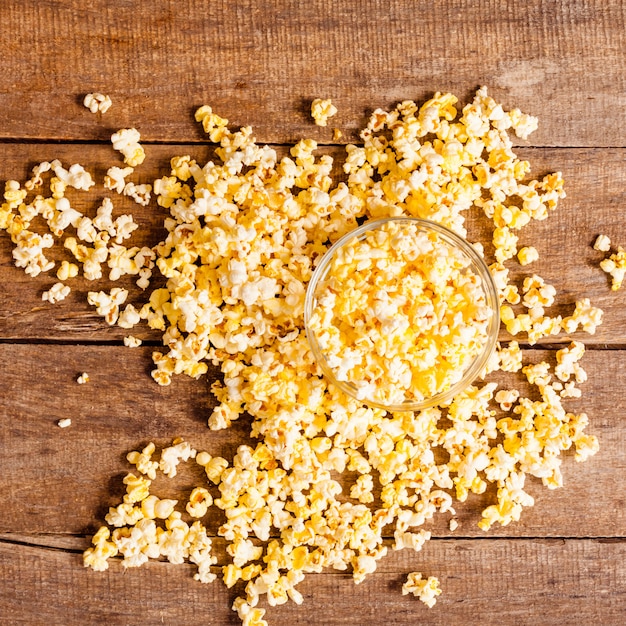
[[1, 1, 625, 625]]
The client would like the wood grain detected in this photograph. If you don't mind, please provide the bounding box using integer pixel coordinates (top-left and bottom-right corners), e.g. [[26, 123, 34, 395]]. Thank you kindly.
[[2, 344, 624, 537], [0, 0, 624, 146], [0, 538, 623, 625], [1, 145, 625, 343]]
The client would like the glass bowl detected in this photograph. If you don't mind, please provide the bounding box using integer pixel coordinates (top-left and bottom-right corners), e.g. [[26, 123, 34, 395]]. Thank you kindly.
[[304, 217, 500, 412]]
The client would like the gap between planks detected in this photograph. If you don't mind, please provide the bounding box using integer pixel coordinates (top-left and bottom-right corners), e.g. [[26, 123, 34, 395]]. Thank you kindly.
[[2, 338, 626, 351], [1, 532, 623, 556]]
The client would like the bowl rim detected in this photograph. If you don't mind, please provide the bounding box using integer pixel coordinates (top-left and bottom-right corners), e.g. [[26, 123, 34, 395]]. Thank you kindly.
[[303, 216, 500, 412]]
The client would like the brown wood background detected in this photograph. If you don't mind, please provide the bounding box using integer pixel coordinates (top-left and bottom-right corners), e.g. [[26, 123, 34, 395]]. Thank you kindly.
[[1, 1, 625, 624]]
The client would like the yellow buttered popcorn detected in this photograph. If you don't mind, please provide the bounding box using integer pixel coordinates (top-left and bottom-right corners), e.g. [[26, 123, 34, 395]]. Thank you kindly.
[[306, 218, 496, 408]]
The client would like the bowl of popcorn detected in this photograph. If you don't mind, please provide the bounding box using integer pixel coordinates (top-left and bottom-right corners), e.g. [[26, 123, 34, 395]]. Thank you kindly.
[[304, 217, 500, 411]]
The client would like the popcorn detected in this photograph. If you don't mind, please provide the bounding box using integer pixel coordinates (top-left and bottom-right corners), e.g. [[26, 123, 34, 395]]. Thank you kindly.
[[76, 372, 89, 385], [57, 418, 72, 428], [311, 98, 338, 127], [402, 572, 442, 608], [186, 487, 213, 518], [599, 245, 626, 291], [12, 230, 55, 277], [87, 287, 129, 325], [42, 282, 70, 303], [57, 260, 79, 281], [123, 335, 143, 348], [495, 388, 520, 411], [159, 438, 197, 478], [104, 166, 134, 193], [194, 105, 229, 141], [51, 161, 95, 191], [561, 298, 604, 334], [593, 234, 611, 252], [498, 341, 523, 372], [122, 472, 151, 504], [517, 245, 539, 266], [508, 108, 539, 140], [111, 128, 146, 167], [123, 181, 152, 206], [0, 89, 599, 625], [118, 304, 141, 329], [83, 92, 112, 114], [127, 444, 159, 480], [83, 527, 118, 571]]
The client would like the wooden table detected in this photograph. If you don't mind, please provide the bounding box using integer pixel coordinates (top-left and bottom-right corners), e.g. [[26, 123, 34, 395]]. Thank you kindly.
[[1, 1, 625, 624]]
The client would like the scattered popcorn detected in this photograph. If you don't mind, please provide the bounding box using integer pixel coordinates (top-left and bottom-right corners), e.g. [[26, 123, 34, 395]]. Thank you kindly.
[[159, 438, 197, 478], [599, 246, 626, 291], [51, 160, 95, 191], [83, 92, 112, 114], [57, 418, 72, 428], [186, 487, 213, 518], [332, 128, 343, 141], [83, 526, 118, 571], [127, 443, 159, 480], [311, 98, 337, 126], [495, 388, 520, 411], [123, 181, 152, 206], [104, 166, 134, 194], [593, 234, 611, 252], [57, 260, 79, 281], [517, 245, 539, 266], [42, 282, 70, 303], [118, 304, 141, 329], [124, 335, 143, 348], [0, 88, 601, 625], [76, 372, 90, 385], [561, 298, 604, 334], [402, 572, 442, 608], [498, 341, 523, 373], [87, 287, 128, 325], [111, 128, 146, 167], [449, 519, 459, 532]]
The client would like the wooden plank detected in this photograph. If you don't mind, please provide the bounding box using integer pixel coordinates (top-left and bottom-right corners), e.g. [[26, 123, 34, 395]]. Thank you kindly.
[[0, 538, 623, 625], [1, 344, 624, 537], [0, 1, 624, 146], [1, 144, 625, 343]]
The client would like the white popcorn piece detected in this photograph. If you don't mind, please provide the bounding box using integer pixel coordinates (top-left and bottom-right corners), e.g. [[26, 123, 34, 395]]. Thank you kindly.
[[104, 166, 135, 194], [42, 282, 70, 304], [111, 128, 146, 167], [123, 181, 152, 206], [87, 287, 129, 325], [51, 161, 95, 191], [159, 439, 197, 478], [83, 92, 112, 114], [593, 234, 611, 252]]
